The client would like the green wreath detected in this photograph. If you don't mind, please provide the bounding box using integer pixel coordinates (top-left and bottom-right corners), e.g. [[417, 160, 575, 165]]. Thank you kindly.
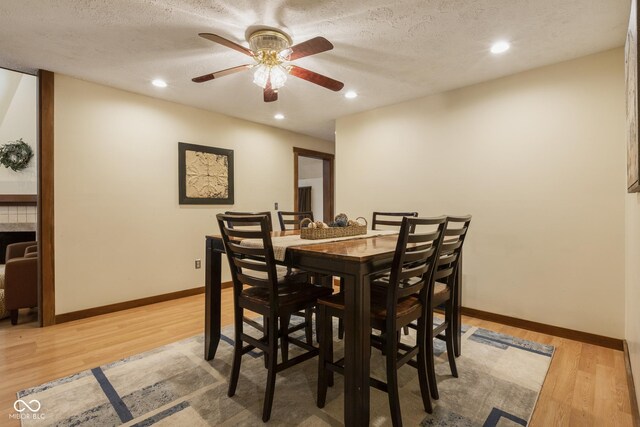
[[0, 138, 33, 172]]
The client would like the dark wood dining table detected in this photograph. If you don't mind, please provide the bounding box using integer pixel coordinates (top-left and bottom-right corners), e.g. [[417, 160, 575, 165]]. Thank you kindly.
[[204, 230, 462, 426]]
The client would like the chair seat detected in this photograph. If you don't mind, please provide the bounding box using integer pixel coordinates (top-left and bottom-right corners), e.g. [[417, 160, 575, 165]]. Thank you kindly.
[[317, 291, 422, 322], [241, 284, 333, 313], [432, 282, 450, 306], [372, 274, 450, 304]]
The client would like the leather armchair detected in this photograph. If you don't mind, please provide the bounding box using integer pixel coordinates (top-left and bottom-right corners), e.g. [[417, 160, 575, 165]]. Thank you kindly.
[[4, 241, 37, 325]]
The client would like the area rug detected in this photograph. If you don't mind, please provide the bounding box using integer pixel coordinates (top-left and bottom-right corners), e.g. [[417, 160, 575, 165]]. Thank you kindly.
[[16, 320, 554, 426]]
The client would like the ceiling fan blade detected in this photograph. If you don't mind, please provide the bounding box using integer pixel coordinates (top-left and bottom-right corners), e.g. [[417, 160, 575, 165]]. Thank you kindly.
[[288, 37, 334, 61], [289, 65, 344, 92], [264, 81, 278, 102], [192, 64, 252, 83], [198, 33, 253, 57]]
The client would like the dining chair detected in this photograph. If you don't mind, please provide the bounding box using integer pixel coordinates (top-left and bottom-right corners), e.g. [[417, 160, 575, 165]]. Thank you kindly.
[[372, 211, 419, 230], [217, 213, 333, 422], [316, 216, 447, 426], [277, 210, 322, 340], [277, 210, 314, 231], [353, 211, 418, 338], [225, 211, 273, 232], [422, 214, 471, 400], [336, 211, 421, 339]]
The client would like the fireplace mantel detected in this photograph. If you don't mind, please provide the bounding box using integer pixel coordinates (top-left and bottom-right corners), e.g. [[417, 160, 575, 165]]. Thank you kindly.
[[0, 223, 36, 232]]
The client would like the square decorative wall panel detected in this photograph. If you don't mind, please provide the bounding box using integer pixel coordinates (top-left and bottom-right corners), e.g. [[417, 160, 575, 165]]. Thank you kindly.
[[178, 142, 234, 205]]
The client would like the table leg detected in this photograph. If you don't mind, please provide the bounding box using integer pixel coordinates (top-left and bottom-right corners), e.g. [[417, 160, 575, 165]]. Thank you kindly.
[[342, 271, 371, 426], [205, 239, 222, 361], [453, 251, 462, 357]]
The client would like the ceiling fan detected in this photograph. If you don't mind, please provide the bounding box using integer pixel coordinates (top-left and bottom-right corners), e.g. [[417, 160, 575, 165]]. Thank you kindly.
[[192, 29, 344, 102]]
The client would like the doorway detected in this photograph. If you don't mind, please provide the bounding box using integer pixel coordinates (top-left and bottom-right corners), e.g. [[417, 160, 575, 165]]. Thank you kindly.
[[293, 147, 334, 223], [0, 67, 40, 326]]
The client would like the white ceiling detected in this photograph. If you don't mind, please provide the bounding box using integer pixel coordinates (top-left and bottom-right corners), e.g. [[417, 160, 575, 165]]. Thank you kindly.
[[0, 0, 630, 141]]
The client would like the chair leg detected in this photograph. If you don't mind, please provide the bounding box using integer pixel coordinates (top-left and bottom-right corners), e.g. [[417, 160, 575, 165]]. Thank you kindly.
[[385, 327, 403, 427], [304, 308, 314, 345], [327, 316, 334, 388], [403, 325, 409, 335], [445, 329, 458, 378], [338, 277, 345, 340], [9, 309, 18, 325], [426, 308, 439, 400], [262, 313, 278, 422], [280, 314, 290, 363], [317, 305, 330, 408], [416, 319, 433, 414], [263, 317, 269, 369], [445, 305, 458, 378], [315, 308, 321, 344], [227, 307, 244, 397]]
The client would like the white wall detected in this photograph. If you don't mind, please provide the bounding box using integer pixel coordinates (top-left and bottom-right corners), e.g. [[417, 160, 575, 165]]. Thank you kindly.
[[54, 74, 334, 314], [0, 69, 37, 194], [336, 49, 626, 338]]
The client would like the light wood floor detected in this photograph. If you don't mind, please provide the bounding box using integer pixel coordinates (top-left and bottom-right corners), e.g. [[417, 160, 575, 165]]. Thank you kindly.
[[0, 291, 634, 426]]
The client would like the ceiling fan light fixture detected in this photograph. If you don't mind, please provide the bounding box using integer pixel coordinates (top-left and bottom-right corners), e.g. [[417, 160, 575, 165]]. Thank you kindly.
[[248, 29, 293, 90], [278, 48, 292, 60], [193, 30, 343, 102], [252, 64, 270, 88], [269, 65, 288, 89], [252, 64, 288, 89]]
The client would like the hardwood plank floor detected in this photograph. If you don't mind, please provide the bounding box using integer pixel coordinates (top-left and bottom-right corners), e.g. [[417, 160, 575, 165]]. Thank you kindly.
[[0, 291, 634, 426]]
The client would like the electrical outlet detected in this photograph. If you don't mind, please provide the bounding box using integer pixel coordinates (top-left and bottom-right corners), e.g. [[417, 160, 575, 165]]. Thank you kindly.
[[195, 259, 201, 269], [274, 202, 278, 210]]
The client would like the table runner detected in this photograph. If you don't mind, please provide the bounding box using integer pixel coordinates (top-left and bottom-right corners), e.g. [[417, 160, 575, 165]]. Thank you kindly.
[[241, 230, 398, 261]]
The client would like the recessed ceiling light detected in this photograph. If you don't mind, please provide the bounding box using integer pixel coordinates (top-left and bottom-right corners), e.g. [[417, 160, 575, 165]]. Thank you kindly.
[[274, 113, 285, 120], [490, 41, 510, 54], [152, 79, 167, 88], [345, 91, 358, 99]]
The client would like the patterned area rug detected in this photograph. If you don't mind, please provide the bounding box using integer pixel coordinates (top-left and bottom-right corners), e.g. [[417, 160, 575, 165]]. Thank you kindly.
[[16, 320, 553, 426]]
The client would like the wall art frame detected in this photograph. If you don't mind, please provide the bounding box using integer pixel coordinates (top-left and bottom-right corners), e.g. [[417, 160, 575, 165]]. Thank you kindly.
[[178, 142, 234, 205]]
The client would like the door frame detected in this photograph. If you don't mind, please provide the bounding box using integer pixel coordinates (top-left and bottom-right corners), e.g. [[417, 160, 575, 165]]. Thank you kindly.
[[293, 147, 334, 223], [38, 70, 55, 326]]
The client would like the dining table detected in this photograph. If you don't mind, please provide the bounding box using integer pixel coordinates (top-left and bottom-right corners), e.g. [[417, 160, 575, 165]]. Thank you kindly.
[[204, 229, 462, 426]]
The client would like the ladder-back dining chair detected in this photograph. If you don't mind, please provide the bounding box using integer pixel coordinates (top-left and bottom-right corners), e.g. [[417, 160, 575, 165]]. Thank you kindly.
[[217, 213, 333, 422], [225, 211, 273, 232], [423, 214, 471, 401], [277, 210, 314, 231], [316, 216, 447, 426], [372, 211, 419, 230]]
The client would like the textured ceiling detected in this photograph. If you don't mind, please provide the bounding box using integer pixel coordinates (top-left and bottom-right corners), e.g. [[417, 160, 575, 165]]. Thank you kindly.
[[0, 0, 630, 141]]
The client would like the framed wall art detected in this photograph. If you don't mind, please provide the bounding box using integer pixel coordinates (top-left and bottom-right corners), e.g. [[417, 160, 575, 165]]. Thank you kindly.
[[627, 0, 640, 193], [178, 142, 234, 205]]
